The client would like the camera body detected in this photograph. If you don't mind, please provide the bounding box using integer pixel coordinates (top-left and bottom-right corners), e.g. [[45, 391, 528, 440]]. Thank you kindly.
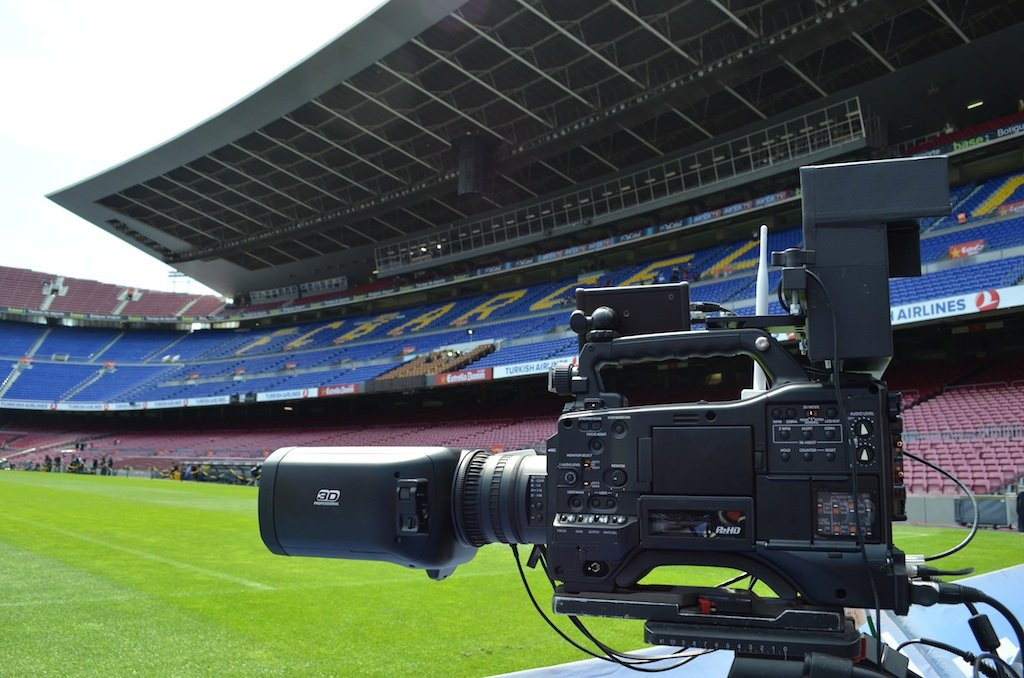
[[546, 364, 906, 611], [258, 156, 951, 625]]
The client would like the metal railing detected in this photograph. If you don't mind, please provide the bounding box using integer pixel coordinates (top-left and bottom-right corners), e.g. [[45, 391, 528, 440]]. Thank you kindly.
[[376, 98, 867, 274]]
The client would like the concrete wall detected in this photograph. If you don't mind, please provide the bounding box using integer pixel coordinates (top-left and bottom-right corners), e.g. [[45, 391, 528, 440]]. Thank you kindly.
[[906, 493, 1019, 528]]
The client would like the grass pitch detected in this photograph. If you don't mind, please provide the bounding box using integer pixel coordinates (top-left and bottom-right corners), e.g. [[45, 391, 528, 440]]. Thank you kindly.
[[1, 472, 1022, 677]]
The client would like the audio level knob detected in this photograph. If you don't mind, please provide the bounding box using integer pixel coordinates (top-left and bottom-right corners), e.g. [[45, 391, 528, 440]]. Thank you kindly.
[[853, 419, 873, 437]]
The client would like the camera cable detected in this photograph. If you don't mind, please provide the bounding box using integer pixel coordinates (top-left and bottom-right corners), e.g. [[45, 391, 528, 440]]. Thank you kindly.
[[805, 269, 885, 664], [901, 449, 979, 561], [908, 582, 1024, 677], [511, 545, 712, 672], [894, 638, 1011, 678]]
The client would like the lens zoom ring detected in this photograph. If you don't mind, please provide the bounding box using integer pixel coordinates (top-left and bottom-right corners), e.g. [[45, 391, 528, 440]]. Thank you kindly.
[[457, 450, 489, 547], [488, 455, 510, 544]]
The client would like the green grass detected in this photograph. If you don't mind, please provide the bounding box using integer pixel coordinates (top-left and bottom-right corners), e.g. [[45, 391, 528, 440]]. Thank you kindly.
[[1, 472, 1022, 677]]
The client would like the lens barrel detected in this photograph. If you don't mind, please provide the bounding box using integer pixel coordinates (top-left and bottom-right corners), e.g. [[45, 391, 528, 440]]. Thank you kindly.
[[259, 446, 546, 577]]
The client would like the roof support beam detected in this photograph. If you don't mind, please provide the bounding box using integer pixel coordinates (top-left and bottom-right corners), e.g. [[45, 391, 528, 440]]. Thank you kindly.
[[229, 142, 347, 206], [669, 107, 713, 138], [283, 114, 409, 185], [203, 154, 320, 214], [412, 38, 551, 128], [377, 62, 507, 143], [607, 0, 700, 66], [450, 12, 592, 108], [181, 164, 296, 222], [538, 160, 575, 184], [267, 244, 301, 262], [337, 83, 450, 150], [371, 217, 408, 238], [515, 0, 645, 90], [254, 130, 377, 198], [722, 84, 767, 119], [138, 183, 244, 236], [618, 125, 662, 155], [316, 231, 348, 249], [434, 198, 466, 219], [580, 144, 619, 171], [926, 0, 970, 43], [780, 57, 828, 97], [708, 0, 759, 39], [114, 193, 218, 243], [290, 239, 325, 257], [160, 175, 269, 231], [400, 207, 439, 229], [500, 173, 538, 197], [242, 251, 275, 267], [314, 96, 443, 170], [849, 31, 896, 73]]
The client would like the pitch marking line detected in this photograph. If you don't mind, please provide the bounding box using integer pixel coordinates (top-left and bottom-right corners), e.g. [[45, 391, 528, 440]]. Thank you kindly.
[[7, 515, 273, 590]]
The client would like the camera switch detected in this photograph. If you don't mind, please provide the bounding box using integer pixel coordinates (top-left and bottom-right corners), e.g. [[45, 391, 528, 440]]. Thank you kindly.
[[604, 469, 627, 487]]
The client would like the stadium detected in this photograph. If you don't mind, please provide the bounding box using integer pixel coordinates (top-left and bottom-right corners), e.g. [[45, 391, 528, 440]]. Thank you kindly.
[[3, 0, 1024, 675]]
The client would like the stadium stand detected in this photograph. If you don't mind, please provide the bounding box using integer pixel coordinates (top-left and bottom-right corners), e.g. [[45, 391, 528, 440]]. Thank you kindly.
[[0, 266, 223, 320], [4, 201, 1024, 409], [889, 353, 1024, 495]]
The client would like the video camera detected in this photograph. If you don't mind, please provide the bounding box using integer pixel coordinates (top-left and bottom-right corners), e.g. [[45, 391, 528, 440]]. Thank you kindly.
[[258, 157, 958, 675]]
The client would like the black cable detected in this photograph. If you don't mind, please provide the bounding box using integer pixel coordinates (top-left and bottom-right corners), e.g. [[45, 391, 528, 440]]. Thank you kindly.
[[974, 652, 1020, 678], [895, 639, 1005, 678], [970, 590, 1024, 664], [715, 572, 756, 588], [776, 276, 791, 313], [804, 269, 883, 662], [510, 545, 706, 671], [565, 615, 709, 672], [531, 550, 706, 667], [902, 450, 979, 561]]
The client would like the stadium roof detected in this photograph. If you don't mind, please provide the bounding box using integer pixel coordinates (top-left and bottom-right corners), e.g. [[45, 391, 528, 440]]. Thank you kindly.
[[50, 0, 1024, 297]]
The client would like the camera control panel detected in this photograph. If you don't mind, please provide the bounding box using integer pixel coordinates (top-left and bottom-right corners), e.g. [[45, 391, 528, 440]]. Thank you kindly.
[[766, 394, 883, 474]]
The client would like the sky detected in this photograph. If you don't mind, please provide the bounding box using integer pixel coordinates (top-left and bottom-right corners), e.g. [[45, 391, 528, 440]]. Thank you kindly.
[[0, 0, 384, 297]]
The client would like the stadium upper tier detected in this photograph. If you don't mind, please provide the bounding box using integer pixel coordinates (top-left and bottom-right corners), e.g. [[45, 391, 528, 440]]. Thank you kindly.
[[0, 267, 224, 320], [2, 209, 1024, 410], [11, 164, 1024, 323]]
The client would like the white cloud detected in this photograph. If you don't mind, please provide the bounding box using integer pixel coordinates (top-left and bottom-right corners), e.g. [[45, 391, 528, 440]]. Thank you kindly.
[[0, 0, 383, 295]]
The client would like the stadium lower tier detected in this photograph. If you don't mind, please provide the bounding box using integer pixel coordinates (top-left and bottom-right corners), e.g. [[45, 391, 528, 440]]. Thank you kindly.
[[4, 374, 1024, 496]]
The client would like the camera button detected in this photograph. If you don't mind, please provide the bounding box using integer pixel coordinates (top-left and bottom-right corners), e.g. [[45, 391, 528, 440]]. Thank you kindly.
[[780, 452, 791, 462]]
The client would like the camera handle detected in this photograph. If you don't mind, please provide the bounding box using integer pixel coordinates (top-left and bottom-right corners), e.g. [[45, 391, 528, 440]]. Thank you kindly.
[[552, 328, 809, 408]]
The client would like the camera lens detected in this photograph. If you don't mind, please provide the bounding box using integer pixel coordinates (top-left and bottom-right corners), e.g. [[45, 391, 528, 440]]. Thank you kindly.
[[453, 449, 547, 548]]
